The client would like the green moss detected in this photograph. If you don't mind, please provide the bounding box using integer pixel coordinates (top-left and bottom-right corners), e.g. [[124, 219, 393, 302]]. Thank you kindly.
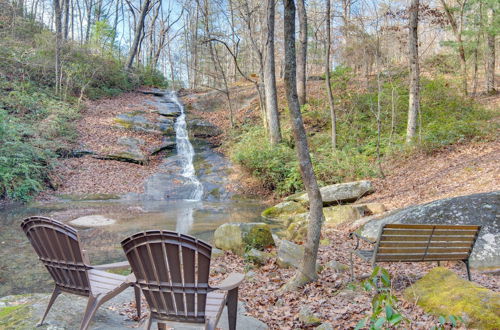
[[261, 201, 307, 220], [244, 224, 275, 250], [404, 267, 500, 329], [0, 303, 32, 328], [113, 118, 134, 129]]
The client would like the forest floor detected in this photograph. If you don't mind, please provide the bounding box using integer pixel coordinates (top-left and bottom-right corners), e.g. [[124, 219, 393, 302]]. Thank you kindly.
[[38, 92, 167, 200]]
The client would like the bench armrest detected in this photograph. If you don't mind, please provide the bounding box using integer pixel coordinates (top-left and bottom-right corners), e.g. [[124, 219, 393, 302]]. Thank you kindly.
[[349, 232, 376, 250], [92, 261, 131, 270], [211, 273, 244, 291]]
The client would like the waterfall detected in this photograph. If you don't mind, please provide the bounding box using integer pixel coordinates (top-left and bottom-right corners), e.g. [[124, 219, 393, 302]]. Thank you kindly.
[[170, 91, 204, 201]]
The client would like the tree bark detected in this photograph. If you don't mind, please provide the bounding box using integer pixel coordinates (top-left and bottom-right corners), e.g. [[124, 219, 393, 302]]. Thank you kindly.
[[440, 0, 468, 96], [324, 0, 336, 150], [264, 0, 282, 145], [54, 0, 63, 95], [126, 0, 151, 70], [282, 0, 324, 291], [296, 0, 308, 105], [406, 0, 420, 143], [486, 7, 496, 93]]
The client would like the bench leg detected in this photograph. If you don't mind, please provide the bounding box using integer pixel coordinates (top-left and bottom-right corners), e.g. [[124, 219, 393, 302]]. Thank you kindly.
[[464, 260, 471, 281]]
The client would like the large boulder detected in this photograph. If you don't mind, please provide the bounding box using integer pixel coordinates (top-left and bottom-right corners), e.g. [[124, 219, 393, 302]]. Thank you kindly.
[[287, 180, 374, 205], [213, 223, 274, 255], [114, 111, 157, 132], [277, 239, 305, 268], [404, 267, 500, 329], [158, 102, 181, 117], [69, 215, 116, 227], [360, 191, 500, 269], [261, 201, 307, 220]]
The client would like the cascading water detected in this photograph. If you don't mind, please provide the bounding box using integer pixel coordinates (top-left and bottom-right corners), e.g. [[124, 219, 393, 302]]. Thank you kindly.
[[170, 91, 204, 201]]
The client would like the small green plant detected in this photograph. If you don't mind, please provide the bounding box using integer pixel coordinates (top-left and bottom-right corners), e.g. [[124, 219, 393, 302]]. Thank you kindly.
[[431, 315, 464, 330], [355, 266, 408, 330]]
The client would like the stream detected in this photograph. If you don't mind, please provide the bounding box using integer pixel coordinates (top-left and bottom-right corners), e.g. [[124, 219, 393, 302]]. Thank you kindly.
[[0, 91, 266, 297]]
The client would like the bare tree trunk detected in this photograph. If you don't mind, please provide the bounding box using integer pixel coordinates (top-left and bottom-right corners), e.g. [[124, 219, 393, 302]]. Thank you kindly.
[[282, 0, 324, 291], [407, 0, 420, 143], [63, 0, 69, 40], [486, 7, 496, 93], [126, 0, 151, 70], [84, 0, 93, 43], [264, 0, 281, 145], [54, 0, 63, 95], [325, 0, 336, 150], [440, 0, 468, 96], [296, 0, 307, 105]]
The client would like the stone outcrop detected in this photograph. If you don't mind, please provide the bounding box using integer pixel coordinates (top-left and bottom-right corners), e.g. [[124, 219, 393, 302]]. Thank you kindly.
[[69, 215, 116, 227], [404, 267, 500, 329], [187, 119, 222, 138], [287, 180, 374, 205], [360, 191, 500, 269]]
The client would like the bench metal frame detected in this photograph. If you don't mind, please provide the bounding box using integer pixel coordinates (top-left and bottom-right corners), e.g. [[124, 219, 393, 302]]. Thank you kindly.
[[350, 224, 481, 281]]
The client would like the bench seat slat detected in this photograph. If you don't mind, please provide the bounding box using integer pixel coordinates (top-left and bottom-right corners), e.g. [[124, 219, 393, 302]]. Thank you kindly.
[[376, 253, 469, 261], [380, 235, 475, 242], [378, 242, 473, 248], [377, 247, 472, 254], [382, 229, 479, 236], [383, 224, 480, 230]]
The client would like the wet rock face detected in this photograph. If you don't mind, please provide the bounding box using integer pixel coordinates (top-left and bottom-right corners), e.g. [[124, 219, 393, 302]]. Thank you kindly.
[[158, 102, 181, 117], [360, 191, 500, 269], [187, 119, 222, 138], [404, 267, 500, 329], [287, 180, 374, 205]]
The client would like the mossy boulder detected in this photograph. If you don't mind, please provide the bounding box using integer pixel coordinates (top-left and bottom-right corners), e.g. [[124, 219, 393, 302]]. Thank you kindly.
[[213, 223, 274, 255], [323, 205, 364, 227], [404, 267, 500, 329], [287, 180, 374, 205], [261, 201, 307, 220]]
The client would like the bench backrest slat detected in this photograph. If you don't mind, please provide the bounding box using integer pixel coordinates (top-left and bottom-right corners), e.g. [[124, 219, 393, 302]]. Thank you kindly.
[[372, 224, 481, 263]]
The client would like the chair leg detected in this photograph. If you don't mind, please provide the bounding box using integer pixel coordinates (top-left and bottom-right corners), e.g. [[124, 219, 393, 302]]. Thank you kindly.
[[80, 295, 101, 330], [134, 285, 142, 318], [464, 260, 471, 281], [144, 317, 152, 330], [37, 286, 61, 326], [226, 288, 238, 330]]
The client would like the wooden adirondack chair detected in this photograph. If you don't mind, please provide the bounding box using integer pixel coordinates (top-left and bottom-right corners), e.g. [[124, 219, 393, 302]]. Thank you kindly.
[[121, 230, 244, 330], [21, 216, 141, 330]]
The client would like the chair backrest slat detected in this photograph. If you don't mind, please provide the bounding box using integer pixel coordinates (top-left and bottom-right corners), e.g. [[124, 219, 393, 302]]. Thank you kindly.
[[121, 231, 212, 323], [374, 224, 481, 263], [21, 216, 91, 296]]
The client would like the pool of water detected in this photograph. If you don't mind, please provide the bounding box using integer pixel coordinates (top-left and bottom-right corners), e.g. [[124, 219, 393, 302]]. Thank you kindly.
[[0, 198, 265, 297]]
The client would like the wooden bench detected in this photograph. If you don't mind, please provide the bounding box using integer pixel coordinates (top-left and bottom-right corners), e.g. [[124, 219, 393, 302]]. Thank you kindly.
[[350, 224, 482, 281]]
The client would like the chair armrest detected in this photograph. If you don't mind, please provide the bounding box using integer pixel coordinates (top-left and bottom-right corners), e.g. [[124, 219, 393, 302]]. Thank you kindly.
[[349, 232, 376, 250], [92, 261, 130, 270], [211, 273, 244, 291]]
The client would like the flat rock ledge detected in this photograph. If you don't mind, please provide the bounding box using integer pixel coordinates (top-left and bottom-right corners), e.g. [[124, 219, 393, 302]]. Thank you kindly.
[[69, 215, 116, 227], [0, 290, 268, 330]]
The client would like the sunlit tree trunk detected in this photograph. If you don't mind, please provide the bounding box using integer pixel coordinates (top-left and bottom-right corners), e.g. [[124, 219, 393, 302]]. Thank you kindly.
[[407, 0, 420, 143], [264, 0, 281, 145], [282, 0, 324, 291], [324, 0, 336, 150], [296, 0, 307, 105], [486, 6, 496, 93], [54, 0, 63, 95]]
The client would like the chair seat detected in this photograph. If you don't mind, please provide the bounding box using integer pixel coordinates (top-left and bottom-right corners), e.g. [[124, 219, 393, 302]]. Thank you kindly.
[[354, 250, 374, 261], [88, 269, 129, 296]]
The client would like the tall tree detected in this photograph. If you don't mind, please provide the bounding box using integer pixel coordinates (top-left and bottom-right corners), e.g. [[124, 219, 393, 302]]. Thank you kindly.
[[324, 0, 336, 150], [264, 0, 282, 145], [440, 0, 468, 96], [126, 0, 152, 70], [485, 4, 496, 93], [53, 0, 63, 95], [296, 0, 308, 105], [407, 0, 420, 143], [282, 0, 324, 291]]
